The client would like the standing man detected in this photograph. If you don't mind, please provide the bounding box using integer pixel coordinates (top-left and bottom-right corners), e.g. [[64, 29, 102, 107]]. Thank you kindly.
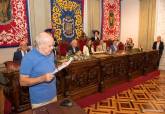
[[19, 32, 57, 109], [152, 36, 164, 66]]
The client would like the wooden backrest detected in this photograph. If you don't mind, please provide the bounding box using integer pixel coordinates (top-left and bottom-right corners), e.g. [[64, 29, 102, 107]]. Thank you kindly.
[[58, 41, 69, 56], [4, 61, 20, 72]]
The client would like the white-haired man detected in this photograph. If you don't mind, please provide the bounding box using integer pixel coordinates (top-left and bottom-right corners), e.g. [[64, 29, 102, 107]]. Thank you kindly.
[[19, 32, 57, 108]]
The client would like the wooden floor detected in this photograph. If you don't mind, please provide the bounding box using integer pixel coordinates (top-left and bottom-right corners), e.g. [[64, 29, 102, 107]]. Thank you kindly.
[[84, 71, 165, 114]]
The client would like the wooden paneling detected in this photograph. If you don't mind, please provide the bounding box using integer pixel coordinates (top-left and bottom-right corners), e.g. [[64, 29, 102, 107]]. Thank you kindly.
[[0, 50, 159, 113]]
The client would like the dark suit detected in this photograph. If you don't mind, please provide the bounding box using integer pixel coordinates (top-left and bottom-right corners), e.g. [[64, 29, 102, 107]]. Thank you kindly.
[[13, 49, 30, 64], [68, 46, 80, 55], [91, 36, 100, 41], [152, 41, 164, 66]]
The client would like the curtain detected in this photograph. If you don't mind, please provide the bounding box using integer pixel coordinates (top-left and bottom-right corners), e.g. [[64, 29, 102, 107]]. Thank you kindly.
[[138, 0, 156, 50], [0, 0, 31, 48], [101, 0, 120, 40], [87, 0, 101, 37]]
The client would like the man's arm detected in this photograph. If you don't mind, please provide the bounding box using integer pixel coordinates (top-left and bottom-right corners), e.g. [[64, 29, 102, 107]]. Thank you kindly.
[[19, 73, 54, 86]]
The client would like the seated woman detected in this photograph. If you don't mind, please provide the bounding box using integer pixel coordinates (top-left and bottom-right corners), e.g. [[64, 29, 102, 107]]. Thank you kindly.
[[125, 38, 134, 50], [13, 40, 30, 64], [83, 39, 95, 56], [96, 40, 107, 52]]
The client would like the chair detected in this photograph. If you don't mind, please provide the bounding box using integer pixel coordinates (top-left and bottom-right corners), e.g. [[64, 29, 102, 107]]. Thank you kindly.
[[78, 39, 87, 52], [4, 61, 20, 72], [0, 73, 11, 114], [118, 42, 125, 50], [2, 61, 31, 112], [58, 41, 69, 56]]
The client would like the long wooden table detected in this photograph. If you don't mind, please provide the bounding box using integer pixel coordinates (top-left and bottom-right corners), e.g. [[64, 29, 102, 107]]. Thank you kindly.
[[0, 50, 159, 113]]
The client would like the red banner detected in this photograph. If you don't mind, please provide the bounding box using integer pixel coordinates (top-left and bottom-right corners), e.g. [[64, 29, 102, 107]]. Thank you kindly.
[[102, 0, 120, 40], [0, 0, 30, 48]]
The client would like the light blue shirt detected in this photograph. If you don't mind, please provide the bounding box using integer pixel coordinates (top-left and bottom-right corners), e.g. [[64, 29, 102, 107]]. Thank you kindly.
[[20, 48, 56, 104]]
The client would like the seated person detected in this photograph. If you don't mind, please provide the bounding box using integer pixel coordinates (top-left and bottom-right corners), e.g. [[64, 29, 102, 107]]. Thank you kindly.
[[125, 38, 134, 50], [109, 40, 118, 53], [96, 40, 107, 52], [13, 40, 30, 64], [83, 39, 95, 56], [68, 39, 81, 55], [91, 30, 100, 41], [19, 32, 58, 109]]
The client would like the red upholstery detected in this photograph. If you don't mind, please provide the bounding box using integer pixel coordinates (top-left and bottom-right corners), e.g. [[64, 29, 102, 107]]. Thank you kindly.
[[58, 41, 69, 56], [78, 39, 87, 52], [118, 42, 125, 50], [104, 40, 111, 49], [0, 87, 11, 114], [4, 99, 11, 114]]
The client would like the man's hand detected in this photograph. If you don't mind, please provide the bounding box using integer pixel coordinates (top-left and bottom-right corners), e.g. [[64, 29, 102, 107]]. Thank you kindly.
[[42, 73, 54, 82]]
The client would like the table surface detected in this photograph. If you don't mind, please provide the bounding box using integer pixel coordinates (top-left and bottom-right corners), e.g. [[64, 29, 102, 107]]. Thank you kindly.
[[19, 99, 86, 114]]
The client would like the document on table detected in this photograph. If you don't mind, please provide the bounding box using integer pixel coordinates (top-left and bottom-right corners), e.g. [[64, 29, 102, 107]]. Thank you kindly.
[[51, 57, 74, 75]]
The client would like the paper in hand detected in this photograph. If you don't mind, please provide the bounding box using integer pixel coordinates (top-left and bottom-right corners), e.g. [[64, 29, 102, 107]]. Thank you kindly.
[[51, 57, 74, 75]]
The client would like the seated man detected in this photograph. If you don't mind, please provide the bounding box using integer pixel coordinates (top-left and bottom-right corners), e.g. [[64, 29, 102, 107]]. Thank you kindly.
[[68, 39, 81, 56], [91, 30, 100, 41], [19, 32, 57, 109], [109, 40, 118, 53], [125, 37, 134, 50], [13, 40, 30, 64]]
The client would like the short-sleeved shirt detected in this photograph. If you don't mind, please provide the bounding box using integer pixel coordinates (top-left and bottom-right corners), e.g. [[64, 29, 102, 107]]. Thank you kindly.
[[20, 48, 56, 104]]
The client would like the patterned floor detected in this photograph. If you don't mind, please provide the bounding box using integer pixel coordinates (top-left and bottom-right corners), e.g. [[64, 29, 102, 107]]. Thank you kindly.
[[84, 71, 165, 114]]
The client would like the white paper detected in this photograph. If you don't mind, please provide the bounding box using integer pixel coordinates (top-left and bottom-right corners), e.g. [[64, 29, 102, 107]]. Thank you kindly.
[[51, 57, 74, 75]]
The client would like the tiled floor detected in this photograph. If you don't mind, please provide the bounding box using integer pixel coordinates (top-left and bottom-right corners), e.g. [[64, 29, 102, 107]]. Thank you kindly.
[[84, 71, 165, 114]]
